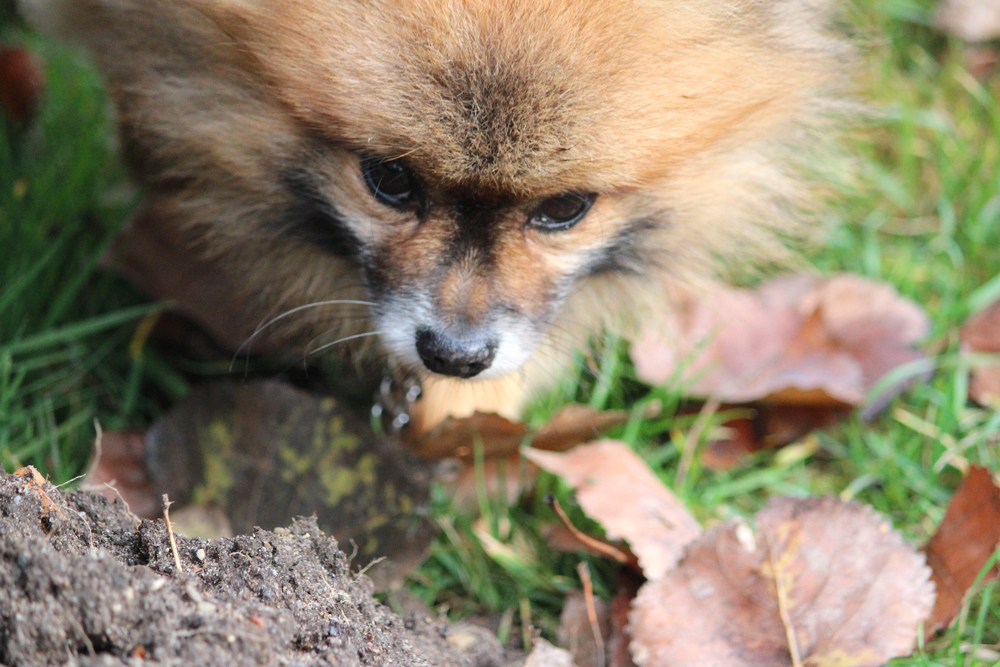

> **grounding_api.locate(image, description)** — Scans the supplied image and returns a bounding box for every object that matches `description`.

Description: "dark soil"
[0,468,515,666]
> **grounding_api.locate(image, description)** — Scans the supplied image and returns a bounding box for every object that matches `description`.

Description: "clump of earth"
[0,468,517,666]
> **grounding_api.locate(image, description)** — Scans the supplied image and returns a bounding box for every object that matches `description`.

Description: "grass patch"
[1,0,997,662]
[0,22,187,478]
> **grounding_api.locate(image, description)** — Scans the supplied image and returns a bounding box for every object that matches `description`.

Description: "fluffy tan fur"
[24,0,849,427]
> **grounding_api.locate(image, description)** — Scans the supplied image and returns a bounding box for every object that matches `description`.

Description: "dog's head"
[33,0,845,380]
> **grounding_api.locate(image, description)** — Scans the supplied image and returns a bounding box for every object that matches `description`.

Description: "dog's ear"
[20,0,295,193]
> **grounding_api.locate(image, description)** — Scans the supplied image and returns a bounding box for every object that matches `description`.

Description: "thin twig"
[546,495,631,565]
[100,481,133,516]
[54,473,86,489]
[356,556,385,577]
[577,561,606,667]
[162,494,183,573]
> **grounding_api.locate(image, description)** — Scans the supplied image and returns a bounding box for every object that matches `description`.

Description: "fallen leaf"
[923,466,1000,633]
[700,415,761,470]
[701,404,848,471]
[82,430,158,518]
[632,274,929,411]
[523,441,701,579]
[629,496,935,667]
[936,0,1000,42]
[0,47,44,123]
[407,411,529,460]
[525,638,576,667]
[608,571,642,667]
[532,405,634,453]
[408,404,630,461]
[960,300,1000,408]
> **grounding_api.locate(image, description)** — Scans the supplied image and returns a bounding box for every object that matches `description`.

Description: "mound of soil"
[0,468,514,666]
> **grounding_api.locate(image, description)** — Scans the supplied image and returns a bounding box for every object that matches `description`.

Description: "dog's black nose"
[415,328,497,378]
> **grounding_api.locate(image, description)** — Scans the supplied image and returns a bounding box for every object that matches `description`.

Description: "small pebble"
[195,548,206,562]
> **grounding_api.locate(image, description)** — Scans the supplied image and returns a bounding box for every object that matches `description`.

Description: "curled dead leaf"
[629,496,934,667]
[523,441,701,579]
[407,411,529,460]
[960,300,1000,408]
[923,466,1000,633]
[632,274,929,411]
[407,404,631,461]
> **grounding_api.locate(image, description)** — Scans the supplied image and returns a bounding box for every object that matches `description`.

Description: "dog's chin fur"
[24,0,850,427]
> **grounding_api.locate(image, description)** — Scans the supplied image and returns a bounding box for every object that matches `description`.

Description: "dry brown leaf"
[82,430,158,518]
[608,571,642,667]
[936,0,1000,41]
[961,300,1000,408]
[629,496,934,667]
[632,274,929,410]
[701,404,848,471]
[532,405,634,453]
[523,441,701,579]
[408,404,630,461]
[923,466,1000,633]
[407,411,529,460]
[0,47,44,123]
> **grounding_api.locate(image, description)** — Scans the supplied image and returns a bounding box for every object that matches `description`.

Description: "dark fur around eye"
[583,215,665,276]
[529,193,596,231]
[361,156,419,210]
[276,170,363,261]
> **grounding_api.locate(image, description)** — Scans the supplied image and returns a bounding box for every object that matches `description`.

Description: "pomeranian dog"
[24,0,847,429]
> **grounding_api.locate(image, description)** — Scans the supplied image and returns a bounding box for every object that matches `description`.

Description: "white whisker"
[307,330,385,356]
[230,299,375,371]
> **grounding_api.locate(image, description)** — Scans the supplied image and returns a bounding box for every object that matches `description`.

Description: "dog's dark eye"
[362,157,416,209]
[530,193,596,231]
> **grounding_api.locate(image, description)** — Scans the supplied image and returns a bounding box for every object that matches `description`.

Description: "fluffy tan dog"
[25,0,847,428]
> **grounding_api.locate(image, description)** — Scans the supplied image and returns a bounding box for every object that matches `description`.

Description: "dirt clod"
[0,469,512,666]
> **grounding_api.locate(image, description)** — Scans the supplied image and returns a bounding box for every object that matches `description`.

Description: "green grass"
[0,20,188,479]
[2,0,998,663]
